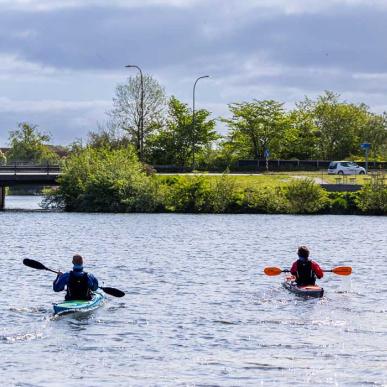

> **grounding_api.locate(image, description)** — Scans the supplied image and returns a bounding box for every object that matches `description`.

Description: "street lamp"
[192,75,209,169]
[125,64,144,160]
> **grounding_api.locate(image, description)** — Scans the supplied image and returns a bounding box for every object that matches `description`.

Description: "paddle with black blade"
[264,266,352,276]
[23,258,125,297]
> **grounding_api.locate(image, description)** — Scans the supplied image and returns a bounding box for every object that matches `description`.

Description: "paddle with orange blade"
[264,267,289,276]
[323,266,352,275]
[264,266,352,276]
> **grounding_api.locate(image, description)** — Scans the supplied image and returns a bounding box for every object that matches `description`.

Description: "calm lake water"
[1,196,386,386]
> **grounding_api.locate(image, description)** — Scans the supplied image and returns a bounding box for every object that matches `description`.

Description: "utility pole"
[125,64,144,160]
[192,75,209,169]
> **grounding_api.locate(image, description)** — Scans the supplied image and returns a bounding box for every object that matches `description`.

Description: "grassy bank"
[157,172,373,188]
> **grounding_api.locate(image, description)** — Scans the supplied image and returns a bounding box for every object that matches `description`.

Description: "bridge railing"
[0,163,61,175]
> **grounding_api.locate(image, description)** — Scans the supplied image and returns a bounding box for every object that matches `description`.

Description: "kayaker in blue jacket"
[53,254,99,300]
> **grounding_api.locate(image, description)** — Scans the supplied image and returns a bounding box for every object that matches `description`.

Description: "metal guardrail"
[0,164,60,175]
[237,159,387,171]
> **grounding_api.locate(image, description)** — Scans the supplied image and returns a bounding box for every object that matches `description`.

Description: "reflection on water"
[5,195,44,210]
[0,196,386,386]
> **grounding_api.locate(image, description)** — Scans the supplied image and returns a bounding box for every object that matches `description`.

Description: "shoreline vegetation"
[42,146,387,215]
[2,89,386,213]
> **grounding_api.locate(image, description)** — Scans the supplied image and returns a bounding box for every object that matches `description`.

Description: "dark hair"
[72,254,83,265]
[298,246,310,259]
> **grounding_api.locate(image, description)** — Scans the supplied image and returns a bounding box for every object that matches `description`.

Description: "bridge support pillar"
[0,186,5,210]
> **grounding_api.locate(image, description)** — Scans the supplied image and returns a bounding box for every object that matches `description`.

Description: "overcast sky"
[0,0,386,146]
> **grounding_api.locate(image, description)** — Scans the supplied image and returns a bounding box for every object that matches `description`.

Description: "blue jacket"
[53,266,98,293]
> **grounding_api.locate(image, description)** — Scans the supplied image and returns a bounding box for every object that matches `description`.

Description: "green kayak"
[53,292,105,315]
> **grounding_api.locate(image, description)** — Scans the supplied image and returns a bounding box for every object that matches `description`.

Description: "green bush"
[207,174,237,213]
[43,145,160,212]
[240,186,289,213]
[356,176,387,215]
[160,174,238,213]
[162,176,212,212]
[329,195,349,213]
[43,150,385,216]
[284,178,328,214]
[327,192,360,214]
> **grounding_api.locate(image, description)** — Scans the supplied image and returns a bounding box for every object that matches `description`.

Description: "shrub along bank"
[43,146,386,215]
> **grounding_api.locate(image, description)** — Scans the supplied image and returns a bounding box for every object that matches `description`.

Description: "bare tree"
[109,74,166,160]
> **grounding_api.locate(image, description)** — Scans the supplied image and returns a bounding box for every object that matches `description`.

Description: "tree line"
[2,74,386,166]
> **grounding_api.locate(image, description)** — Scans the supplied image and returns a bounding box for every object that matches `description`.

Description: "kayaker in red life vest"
[53,254,98,300]
[290,246,323,286]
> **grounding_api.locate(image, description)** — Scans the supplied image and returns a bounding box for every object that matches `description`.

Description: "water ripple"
[0,197,386,386]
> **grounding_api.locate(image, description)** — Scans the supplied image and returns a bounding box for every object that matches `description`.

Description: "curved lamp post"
[192,75,209,169]
[125,64,144,160]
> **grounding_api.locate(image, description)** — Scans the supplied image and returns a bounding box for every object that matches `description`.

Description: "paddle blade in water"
[23,259,47,270]
[100,286,125,297]
[331,266,352,275]
[264,267,283,276]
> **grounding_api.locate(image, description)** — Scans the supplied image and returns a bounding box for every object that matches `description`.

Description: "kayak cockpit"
[53,291,105,315]
[282,275,324,298]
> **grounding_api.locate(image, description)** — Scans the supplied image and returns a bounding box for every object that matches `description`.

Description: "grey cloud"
[0,2,386,74]
[0,6,211,71]
[0,1,386,145]
[0,102,109,145]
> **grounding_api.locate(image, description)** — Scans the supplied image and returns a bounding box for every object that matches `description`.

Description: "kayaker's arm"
[290,261,297,276]
[53,272,69,292]
[87,274,99,291]
[312,261,324,279]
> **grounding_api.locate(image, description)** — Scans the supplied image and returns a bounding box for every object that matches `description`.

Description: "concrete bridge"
[0,165,60,209]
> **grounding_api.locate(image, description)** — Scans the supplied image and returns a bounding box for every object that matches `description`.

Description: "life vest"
[295,259,316,286]
[65,271,92,301]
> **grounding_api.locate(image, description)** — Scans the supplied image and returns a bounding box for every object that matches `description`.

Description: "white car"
[328,161,366,175]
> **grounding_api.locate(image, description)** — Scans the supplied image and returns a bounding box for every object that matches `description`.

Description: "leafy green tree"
[194,142,230,170]
[299,91,370,160]
[283,107,320,159]
[148,96,218,166]
[87,124,131,150]
[222,100,288,159]
[7,122,59,163]
[212,141,239,167]
[361,112,387,160]
[109,74,166,160]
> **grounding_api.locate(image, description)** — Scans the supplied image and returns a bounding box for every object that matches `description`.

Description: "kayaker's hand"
[57,271,63,277]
